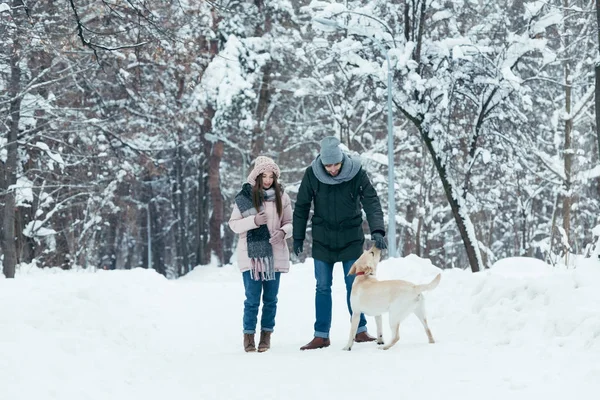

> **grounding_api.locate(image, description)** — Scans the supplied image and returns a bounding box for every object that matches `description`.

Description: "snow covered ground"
[2,255,600,400]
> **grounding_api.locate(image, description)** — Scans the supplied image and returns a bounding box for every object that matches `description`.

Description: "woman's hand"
[254,211,268,226]
[269,230,285,245]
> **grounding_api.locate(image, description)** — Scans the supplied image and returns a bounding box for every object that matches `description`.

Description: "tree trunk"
[1,3,23,278]
[208,140,225,265]
[415,213,423,258]
[421,127,482,272]
[195,10,221,267]
[174,135,190,275]
[251,63,272,158]
[173,73,190,276]
[596,0,600,160]
[140,176,152,270]
[251,4,273,158]
[562,0,573,263]
[547,192,560,265]
[196,158,210,266]
[150,192,167,276]
[197,106,215,266]
[402,202,416,256]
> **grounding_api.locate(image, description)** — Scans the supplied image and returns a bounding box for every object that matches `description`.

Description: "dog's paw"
[342,346,352,351]
[377,340,385,345]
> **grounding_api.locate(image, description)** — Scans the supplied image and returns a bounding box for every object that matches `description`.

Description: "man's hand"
[372,232,387,250]
[254,210,268,226]
[269,230,285,245]
[293,239,304,256]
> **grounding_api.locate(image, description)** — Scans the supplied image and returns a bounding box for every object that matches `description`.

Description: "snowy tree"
[309,0,565,272]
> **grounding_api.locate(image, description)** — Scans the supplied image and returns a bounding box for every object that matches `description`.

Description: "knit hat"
[247,156,281,186]
[319,136,343,165]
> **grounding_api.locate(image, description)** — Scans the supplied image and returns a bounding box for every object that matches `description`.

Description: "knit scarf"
[311,152,362,184]
[234,183,276,281]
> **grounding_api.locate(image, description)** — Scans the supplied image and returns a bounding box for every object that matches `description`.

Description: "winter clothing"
[229,186,293,276]
[312,152,362,185]
[354,332,377,342]
[233,184,276,280]
[313,258,367,338]
[372,232,387,250]
[293,145,386,345]
[269,229,285,245]
[258,331,272,352]
[247,156,281,186]
[242,270,281,334]
[319,136,344,165]
[293,239,303,257]
[300,333,373,351]
[293,160,385,263]
[229,157,292,343]
[254,210,268,226]
[244,333,256,352]
[300,337,331,350]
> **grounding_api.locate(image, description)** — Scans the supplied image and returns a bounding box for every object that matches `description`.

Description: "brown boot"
[300,337,330,350]
[355,331,377,343]
[244,333,256,352]
[258,331,271,352]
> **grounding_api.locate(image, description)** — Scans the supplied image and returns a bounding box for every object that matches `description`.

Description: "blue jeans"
[313,259,367,338]
[242,271,281,334]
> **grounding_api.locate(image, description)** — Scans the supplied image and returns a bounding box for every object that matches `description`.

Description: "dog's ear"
[348,263,357,275]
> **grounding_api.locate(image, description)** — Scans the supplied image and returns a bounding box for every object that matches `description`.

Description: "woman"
[228,156,292,352]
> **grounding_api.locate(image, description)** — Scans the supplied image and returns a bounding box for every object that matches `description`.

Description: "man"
[293,136,387,350]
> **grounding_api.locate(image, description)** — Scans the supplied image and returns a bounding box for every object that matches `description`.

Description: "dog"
[343,246,441,351]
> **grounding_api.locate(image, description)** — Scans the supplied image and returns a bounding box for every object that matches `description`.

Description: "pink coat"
[228,192,293,273]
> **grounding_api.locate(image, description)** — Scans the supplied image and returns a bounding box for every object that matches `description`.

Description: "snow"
[193,35,258,109]
[432,10,452,22]
[9,176,34,206]
[2,255,600,399]
[0,3,9,13]
[489,256,554,278]
[22,220,57,238]
[33,141,66,171]
[0,137,5,162]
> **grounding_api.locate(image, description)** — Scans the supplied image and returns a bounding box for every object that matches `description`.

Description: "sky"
[1,254,600,400]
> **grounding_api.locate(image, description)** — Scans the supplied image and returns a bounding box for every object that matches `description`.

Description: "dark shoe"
[300,337,330,350]
[258,331,271,353]
[355,331,377,343]
[244,333,256,352]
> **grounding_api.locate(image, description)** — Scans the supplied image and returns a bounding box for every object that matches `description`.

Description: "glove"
[293,239,304,256]
[372,232,387,250]
[254,210,268,226]
[269,230,285,245]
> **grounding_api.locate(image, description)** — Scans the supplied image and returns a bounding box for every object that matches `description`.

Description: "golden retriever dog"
[343,246,441,351]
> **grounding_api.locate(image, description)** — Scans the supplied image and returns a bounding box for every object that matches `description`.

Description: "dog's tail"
[416,273,441,293]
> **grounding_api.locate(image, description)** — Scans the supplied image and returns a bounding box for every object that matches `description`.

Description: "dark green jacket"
[293,165,385,263]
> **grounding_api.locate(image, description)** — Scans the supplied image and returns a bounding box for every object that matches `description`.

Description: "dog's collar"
[355,272,366,276]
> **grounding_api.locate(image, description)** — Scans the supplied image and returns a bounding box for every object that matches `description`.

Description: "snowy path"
[2,257,599,400]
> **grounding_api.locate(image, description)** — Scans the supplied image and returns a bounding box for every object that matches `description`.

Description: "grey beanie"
[319,136,343,165]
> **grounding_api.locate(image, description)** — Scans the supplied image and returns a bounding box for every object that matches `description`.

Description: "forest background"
[2,0,600,279]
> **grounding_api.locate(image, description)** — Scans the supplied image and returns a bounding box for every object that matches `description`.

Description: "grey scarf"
[311,152,362,184]
[234,183,276,281]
